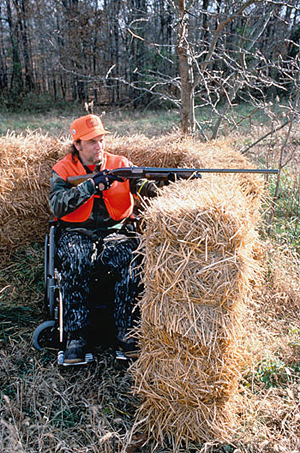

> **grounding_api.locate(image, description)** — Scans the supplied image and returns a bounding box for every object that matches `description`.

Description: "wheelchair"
[32,220,137,366]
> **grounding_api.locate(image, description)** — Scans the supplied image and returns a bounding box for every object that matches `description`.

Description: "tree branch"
[240,119,290,154]
[193,0,258,90]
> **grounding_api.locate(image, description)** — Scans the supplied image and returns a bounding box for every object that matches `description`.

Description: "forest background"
[0,1,300,452]
[0,0,299,134]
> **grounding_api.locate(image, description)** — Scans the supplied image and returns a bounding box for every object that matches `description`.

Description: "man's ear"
[73,140,81,152]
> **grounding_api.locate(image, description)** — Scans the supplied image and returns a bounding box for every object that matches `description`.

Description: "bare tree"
[121,1,300,137]
[5,0,23,96]
[0,0,300,134]
[176,0,195,133]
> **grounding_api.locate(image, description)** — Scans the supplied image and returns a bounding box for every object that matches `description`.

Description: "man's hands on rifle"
[92,171,124,192]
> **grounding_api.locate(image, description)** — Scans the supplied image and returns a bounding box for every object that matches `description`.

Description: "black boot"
[117,330,139,359]
[64,330,87,364]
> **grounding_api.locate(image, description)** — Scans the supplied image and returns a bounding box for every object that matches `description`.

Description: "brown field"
[0,117,299,453]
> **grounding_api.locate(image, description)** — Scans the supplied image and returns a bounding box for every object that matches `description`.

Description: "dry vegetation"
[0,126,299,453]
[131,173,263,447]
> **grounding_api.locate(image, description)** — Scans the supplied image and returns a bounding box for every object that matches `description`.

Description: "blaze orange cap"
[70,114,110,141]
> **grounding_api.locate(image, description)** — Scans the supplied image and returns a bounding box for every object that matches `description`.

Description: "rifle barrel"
[189,168,278,174]
[66,166,278,186]
[123,166,278,174]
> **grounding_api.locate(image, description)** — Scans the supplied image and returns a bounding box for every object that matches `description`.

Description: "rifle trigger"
[168,172,176,182]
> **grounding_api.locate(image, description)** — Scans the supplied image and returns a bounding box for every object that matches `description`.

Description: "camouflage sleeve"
[49,170,95,218]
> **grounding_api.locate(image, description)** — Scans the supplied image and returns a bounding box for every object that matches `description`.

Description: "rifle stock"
[66,166,278,186]
[67,173,99,186]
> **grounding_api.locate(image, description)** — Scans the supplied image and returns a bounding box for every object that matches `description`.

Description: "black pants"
[56,230,142,343]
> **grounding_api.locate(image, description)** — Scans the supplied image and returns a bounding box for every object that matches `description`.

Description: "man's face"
[75,135,105,166]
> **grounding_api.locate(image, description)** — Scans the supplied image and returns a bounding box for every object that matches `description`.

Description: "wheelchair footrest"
[58,350,94,366]
[115,350,130,361]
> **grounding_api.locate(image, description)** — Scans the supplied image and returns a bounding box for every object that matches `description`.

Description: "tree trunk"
[19,0,34,91]
[5,0,23,94]
[177,0,195,133]
[0,3,8,92]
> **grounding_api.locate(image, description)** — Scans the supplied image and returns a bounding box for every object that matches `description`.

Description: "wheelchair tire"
[32,320,59,351]
[44,233,49,288]
[46,277,56,319]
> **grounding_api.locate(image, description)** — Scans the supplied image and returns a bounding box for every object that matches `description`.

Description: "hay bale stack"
[0,131,66,262]
[130,176,262,447]
[1,129,265,444]
[1,131,265,265]
[108,133,250,168]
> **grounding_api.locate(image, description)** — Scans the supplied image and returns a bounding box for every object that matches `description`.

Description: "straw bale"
[130,176,262,447]
[132,321,242,445]
[107,133,265,215]
[0,131,67,263]
[107,133,254,169]
[141,178,260,333]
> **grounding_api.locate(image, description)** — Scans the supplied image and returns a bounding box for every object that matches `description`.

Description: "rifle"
[67,166,278,186]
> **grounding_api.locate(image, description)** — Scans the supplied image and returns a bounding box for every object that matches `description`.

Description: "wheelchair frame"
[32,223,92,365]
[32,223,129,366]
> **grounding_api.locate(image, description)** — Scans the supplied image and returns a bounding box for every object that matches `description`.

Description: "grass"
[0,108,182,138]
[0,341,138,452]
[0,101,280,139]
[268,171,300,251]
[0,109,300,452]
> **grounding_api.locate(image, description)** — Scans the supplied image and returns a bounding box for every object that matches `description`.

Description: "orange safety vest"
[52,152,134,222]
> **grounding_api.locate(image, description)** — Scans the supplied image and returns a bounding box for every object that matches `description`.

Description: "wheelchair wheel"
[32,320,59,351]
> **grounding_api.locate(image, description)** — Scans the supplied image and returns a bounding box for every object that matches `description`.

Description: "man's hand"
[92,172,124,191]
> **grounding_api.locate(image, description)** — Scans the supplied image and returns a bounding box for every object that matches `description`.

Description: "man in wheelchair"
[48,114,159,364]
